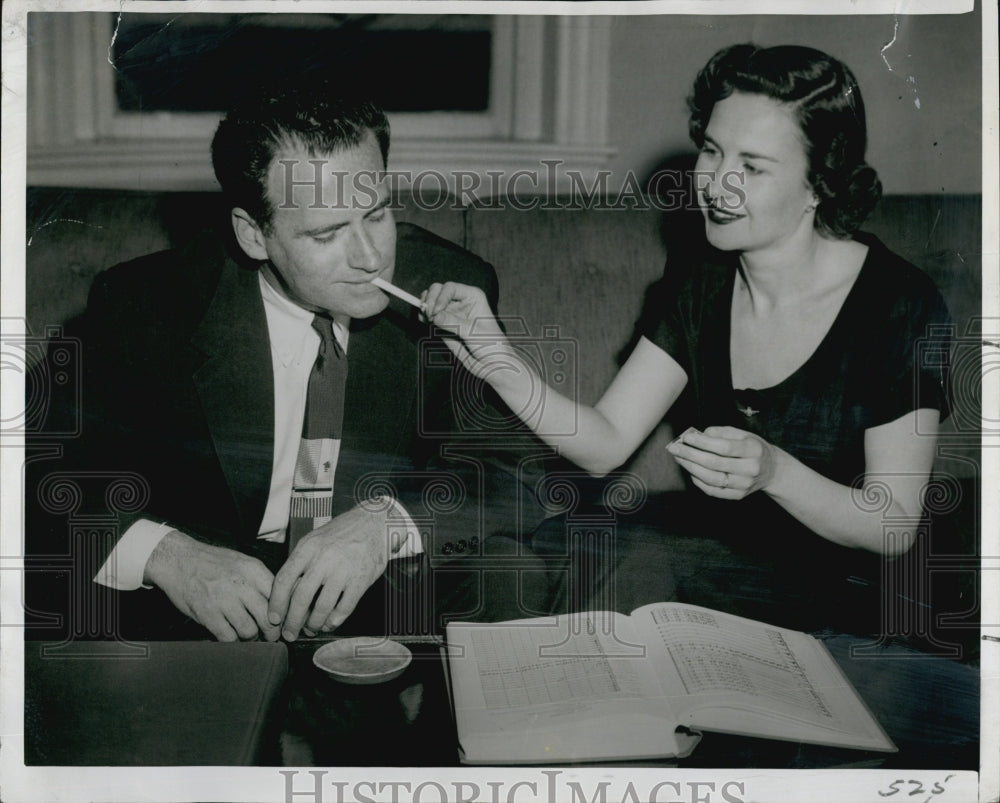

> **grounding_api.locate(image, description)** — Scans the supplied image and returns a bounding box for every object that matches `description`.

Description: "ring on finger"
[721,472,730,489]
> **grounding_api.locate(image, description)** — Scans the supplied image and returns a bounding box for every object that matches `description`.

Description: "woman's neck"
[738,230,844,312]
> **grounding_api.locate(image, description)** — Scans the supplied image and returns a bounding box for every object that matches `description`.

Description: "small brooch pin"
[737,404,759,417]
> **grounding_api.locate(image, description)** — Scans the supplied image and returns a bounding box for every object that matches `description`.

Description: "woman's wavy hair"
[212,76,390,232]
[688,44,882,239]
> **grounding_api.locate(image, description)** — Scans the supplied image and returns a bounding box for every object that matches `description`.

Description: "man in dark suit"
[27,81,547,642]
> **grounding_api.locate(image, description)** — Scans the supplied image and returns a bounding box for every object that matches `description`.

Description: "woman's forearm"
[484,346,641,475]
[483,336,687,476]
[765,448,924,556]
[671,413,939,557]
[424,282,687,476]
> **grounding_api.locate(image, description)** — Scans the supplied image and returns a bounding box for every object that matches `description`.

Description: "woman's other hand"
[667,425,779,499]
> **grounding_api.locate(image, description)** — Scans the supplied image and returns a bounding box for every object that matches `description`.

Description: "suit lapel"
[185,241,427,528]
[191,263,274,536]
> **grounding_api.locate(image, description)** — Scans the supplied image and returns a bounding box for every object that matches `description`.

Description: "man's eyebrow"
[296,196,390,237]
[298,219,350,237]
[365,195,391,214]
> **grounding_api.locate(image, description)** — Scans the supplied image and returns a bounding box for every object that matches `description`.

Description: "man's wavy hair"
[688,44,882,239]
[212,77,390,232]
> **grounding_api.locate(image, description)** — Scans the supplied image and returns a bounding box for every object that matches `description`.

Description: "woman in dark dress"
[421,44,952,632]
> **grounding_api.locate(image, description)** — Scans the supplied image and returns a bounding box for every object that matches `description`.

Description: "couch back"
[23,188,982,489]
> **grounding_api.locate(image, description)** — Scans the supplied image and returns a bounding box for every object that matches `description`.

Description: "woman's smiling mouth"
[706,206,746,224]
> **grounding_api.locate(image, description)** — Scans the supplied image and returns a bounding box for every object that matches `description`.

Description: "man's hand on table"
[268,504,396,641]
[144,530,282,642]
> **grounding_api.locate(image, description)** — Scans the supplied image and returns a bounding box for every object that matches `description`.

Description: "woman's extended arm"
[667,409,940,555]
[423,281,688,476]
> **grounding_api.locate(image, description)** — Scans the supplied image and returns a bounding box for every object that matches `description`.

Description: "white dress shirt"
[95,272,422,589]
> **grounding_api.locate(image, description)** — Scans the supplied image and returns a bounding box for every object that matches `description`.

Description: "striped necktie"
[288,314,347,549]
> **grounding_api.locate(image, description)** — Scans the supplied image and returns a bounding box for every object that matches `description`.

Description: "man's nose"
[346,223,381,273]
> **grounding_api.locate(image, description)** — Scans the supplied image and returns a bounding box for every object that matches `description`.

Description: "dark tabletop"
[275,632,980,769]
[280,637,460,767]
[23,632,980,769]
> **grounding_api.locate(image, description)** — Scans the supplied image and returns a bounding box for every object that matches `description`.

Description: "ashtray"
[312,637,412,685]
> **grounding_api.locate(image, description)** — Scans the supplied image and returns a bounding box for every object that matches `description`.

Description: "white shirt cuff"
[93,519,173,590]
[382,496,424,559]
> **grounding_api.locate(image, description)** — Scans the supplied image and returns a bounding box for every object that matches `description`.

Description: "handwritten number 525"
[878,776,955,800]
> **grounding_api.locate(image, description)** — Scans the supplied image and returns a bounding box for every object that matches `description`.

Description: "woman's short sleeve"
[640,264,725,378]
[644,297,691,375]
[866,268,953,427]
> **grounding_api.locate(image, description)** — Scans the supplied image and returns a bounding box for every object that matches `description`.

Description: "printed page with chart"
[630,602,895,752]
[445,603,895,765]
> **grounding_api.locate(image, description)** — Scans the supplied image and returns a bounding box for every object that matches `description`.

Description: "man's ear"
[231,208,269,262]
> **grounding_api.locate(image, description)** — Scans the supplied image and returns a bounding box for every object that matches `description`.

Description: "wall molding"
[27,13,616,193]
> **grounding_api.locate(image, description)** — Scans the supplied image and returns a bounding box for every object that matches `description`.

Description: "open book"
[444,602,895,764]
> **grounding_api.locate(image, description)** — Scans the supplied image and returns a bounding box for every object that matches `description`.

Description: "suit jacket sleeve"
[25,237,261,597]
[27,266,161,570]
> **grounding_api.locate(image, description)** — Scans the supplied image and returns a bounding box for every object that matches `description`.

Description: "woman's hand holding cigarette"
[422,281,514,382]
